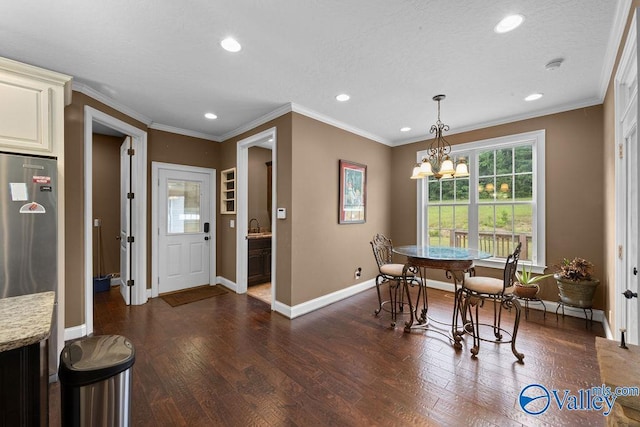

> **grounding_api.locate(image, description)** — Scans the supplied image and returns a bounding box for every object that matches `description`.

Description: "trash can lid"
[58,335,135,386]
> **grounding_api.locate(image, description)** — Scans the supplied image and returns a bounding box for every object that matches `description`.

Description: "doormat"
[160,285,228,307]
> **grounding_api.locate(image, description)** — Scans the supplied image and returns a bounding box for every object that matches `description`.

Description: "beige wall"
[603,2,640,332]
[248,147,272,232]
[391,106,605,307]
[92,134,123,277]
[289,113,392,305]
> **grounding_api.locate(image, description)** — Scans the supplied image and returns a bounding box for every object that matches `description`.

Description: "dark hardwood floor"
[50,284,606,426]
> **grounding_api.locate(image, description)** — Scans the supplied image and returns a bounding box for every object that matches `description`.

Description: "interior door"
[626,126,639,343]
[158,168,211,293]
[119,137,131,305]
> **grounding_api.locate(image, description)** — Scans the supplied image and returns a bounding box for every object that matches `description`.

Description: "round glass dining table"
[392,245,491,341]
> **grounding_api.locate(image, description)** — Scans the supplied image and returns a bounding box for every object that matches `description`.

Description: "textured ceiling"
[0,1,628,145]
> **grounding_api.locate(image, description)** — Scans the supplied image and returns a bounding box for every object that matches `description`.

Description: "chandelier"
[410,94,469,180]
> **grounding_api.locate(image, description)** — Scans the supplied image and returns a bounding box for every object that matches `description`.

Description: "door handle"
[623,289,638,299]
[204,236,209,241]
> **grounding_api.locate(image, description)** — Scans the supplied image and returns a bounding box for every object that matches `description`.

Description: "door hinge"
[126,279,134,287]
[127,192,134,199]
[127,236,135,243]
[619,143,624,159]
[619,245,624,260]
[127,148,135,156]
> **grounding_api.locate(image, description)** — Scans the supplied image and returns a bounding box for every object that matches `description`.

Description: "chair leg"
[374,275,384,315]
[467,295,481,357]
[494,299,503,341]
[388,279,397,327]
[509,298,525,362]
[452,287,464,347]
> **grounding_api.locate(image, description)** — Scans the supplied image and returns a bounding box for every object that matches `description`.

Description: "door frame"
[84,106,148,335]
[151,162,217,297]
[615,9,639,344]
[236,127,277,308]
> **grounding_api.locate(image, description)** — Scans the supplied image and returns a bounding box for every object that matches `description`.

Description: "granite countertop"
[0,291,55,353]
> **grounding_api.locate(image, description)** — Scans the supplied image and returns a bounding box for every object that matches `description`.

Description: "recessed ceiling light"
[220,37,242,53]
[400,127,411,132]
[336,94,350,102]
[494,14,524,33]
[524,93,543,101]
[204,113,218,119]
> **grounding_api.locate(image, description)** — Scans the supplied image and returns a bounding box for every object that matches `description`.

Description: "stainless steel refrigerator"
[0,152,57,375]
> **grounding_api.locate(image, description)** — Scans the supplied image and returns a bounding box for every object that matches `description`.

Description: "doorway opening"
[84,106,148,336]
[236,128,277,309]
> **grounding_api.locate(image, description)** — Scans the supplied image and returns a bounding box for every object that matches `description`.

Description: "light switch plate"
[230,219,235,228]
[277,208,286,219]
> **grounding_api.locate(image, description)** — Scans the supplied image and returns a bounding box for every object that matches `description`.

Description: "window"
[418,130,545,270]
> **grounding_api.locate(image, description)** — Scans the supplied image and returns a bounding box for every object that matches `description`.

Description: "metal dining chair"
[370,233,418,327]
[456,242,524,362]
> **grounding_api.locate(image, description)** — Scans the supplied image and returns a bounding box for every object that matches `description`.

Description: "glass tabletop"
[393,245,492,261]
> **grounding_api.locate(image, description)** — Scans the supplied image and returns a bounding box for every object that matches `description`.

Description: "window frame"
[416,129,546,272]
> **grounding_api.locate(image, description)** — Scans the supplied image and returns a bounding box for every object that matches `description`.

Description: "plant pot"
[554,274,599,308]
[514,283,539,299]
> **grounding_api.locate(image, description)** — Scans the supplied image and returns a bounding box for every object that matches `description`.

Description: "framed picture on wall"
[339,159,366,224]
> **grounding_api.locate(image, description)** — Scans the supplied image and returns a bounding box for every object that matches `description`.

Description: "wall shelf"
[221,167,236,214]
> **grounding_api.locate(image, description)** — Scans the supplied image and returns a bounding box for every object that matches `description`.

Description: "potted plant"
[514,264,553,298]
[554,257,600,308]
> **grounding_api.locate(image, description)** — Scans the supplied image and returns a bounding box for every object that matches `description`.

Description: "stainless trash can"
[58,335,135,427]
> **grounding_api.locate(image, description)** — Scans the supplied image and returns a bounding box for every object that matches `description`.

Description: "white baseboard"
[217,276,237,292]
[424,278,606,324]
[64,324,86,342]
[288,278,376,319]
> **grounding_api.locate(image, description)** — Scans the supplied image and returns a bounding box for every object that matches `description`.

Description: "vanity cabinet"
[0,56,71,157]
[248,237,271,286]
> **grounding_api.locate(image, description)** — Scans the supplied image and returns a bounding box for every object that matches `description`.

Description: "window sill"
[474,258,549,274]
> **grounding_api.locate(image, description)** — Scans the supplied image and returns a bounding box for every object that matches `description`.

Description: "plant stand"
[517,296,546,320]
[555,300,593,328]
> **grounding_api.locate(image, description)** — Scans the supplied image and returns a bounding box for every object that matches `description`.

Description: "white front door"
[119,137,132,305]
[158,167,213,294]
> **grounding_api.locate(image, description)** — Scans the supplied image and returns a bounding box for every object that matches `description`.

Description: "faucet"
[248,218,260,233]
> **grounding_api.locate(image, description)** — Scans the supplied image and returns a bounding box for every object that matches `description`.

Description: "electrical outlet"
[354,267,362,279]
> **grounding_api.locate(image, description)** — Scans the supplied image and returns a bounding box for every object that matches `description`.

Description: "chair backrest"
[370,233,393,271]
[502,242,522,291]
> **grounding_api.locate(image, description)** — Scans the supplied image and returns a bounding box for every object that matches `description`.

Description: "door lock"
[634,267,638,276]
[204,236,209,241]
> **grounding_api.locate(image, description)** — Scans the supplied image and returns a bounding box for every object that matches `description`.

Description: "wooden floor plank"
[49,282,607,426]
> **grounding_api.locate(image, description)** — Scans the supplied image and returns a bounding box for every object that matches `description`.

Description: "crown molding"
[598,0,633,101]
[393,97,602,147]
[73,81,152,126]
[219,103,293,142]
[74,81,220,141]
[220,102,392,146]
[148,123,219,142]
[290,103,391,146]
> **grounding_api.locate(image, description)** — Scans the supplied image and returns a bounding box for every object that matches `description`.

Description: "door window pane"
[167,180,201,233]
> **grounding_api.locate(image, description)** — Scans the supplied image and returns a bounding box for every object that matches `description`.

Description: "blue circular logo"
[519,384,551,415]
